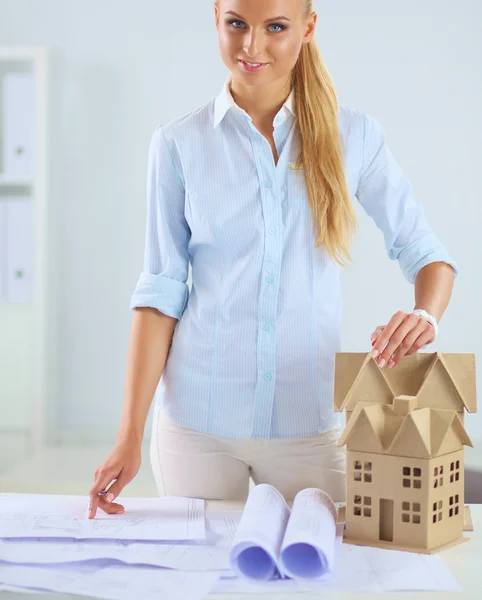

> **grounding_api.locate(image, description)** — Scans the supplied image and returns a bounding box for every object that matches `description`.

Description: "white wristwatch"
[412,308,438,348]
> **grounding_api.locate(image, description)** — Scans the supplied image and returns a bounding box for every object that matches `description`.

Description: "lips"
[238,59,267,65]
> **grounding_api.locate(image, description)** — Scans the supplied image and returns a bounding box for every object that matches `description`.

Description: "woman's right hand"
[88,439,142,519]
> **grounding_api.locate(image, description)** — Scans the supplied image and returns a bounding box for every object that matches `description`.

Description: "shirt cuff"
[129,272,189,319]
[403,250,459,285]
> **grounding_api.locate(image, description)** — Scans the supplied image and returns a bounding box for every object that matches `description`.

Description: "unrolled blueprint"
[0,494,204,541]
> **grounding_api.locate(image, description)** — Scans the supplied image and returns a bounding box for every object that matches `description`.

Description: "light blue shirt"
[130,77,458,439]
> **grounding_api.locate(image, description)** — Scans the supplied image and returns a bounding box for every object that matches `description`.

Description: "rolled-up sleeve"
[129,126,191,319]
[355,113,459,284]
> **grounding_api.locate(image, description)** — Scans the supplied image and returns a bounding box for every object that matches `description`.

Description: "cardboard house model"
[334,352,477,554]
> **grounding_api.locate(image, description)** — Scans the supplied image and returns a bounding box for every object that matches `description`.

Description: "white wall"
[0,0,480,445]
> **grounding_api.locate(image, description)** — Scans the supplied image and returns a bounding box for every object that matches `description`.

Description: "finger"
[404,326,436,357]
[97,498,125,515]
[88,471,117,519]
[370,326,383,340]
[378,314,421,367]
[370,326,384,344]
[99,473,130,506]
[370,312,406,360]
[388,320,428,367]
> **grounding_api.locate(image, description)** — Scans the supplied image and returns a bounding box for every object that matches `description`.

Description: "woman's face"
[215,0,316,86]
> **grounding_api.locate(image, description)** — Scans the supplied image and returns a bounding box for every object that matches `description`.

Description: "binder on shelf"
[6,197,35,303]
[2,73,35,178]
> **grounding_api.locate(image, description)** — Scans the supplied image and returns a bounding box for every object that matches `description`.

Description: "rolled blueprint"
[280,488,337,580]
[229,484,289,580]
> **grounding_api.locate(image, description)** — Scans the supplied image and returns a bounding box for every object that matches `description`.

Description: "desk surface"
[0,502,480,600]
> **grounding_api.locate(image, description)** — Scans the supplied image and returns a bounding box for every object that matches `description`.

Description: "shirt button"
[264,180,273,188]
[264,323,272,331]
[268,227,276,235]
[266,275,274,283]
[264,373,272,381]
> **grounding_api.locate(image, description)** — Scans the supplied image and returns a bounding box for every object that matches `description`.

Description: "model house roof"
[337,396,473,458]
[334,352,477,414]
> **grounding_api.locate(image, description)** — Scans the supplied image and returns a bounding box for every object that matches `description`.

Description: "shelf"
[0,46,48,452]
[0,174,33,187]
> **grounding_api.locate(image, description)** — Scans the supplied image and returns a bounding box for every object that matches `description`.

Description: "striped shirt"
[129,77,458,439]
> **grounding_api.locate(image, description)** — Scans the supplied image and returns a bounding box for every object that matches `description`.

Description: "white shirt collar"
[214,76,295,129]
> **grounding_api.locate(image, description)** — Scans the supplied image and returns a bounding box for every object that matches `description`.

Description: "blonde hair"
[293,0,357,266]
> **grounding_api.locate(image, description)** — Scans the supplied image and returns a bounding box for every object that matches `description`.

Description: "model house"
[334,352,477,553]
[334,352,476,425]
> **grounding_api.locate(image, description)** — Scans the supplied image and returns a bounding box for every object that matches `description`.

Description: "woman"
[88,0,457,518]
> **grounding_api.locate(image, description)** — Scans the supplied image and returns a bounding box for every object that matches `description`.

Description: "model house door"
[379,499,394,542]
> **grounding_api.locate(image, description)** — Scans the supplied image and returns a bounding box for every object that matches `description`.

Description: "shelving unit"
[0,47,49,468]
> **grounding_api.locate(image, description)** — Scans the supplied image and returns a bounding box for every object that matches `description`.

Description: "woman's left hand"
[369,310,436,368]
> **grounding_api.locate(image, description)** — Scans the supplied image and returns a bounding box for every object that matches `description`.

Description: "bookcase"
[0,47,49,469]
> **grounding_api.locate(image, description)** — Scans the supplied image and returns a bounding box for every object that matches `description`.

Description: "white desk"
[0,502,480,599]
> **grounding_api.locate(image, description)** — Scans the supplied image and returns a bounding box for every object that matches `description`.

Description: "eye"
[227,19,245,29]
[268,23,287,33]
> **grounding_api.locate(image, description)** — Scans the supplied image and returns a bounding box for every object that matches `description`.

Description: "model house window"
[353,460,372,483]
[449,495,460,517]
[402,466,422,489]
[450,460,460,484]
[402,501,421,524]
[353,495,371,517]
[432,500,443,523]
[433,465,444,488]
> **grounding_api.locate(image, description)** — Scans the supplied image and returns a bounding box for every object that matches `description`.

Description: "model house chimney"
[393,395,418,415]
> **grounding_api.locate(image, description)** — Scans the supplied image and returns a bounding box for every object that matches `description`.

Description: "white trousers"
[149,405,347,502]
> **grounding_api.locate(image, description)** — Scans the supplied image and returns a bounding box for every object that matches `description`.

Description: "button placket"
[247,124,283,438]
